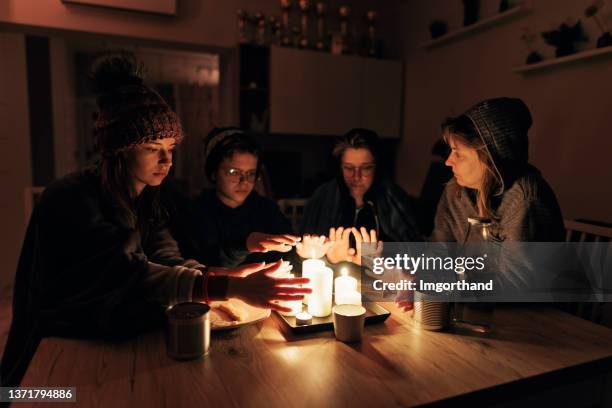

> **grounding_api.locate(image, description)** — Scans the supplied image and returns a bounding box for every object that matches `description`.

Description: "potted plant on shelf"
[584,0,612,48]
[541,19,588,58]
[521,28,543,64]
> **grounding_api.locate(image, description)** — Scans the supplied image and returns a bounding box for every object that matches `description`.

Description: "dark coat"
[168,188,294,268]
[1,169,189,387]
[301,177,422,242]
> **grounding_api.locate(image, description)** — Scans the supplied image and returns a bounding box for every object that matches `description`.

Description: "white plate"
[209,299,271,331]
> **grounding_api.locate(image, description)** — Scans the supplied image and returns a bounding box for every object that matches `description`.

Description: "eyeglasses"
[222,168,258,183]
[341,163,376,176]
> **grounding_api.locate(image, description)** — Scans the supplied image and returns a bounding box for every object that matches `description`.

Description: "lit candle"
[295,311,313,325]
[279,273,304,316]
[302,258,325,305]
[307,266,333,317]
[334,268,359,305]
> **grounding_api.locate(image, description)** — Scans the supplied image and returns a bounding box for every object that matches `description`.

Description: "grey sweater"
[432,167,565,243]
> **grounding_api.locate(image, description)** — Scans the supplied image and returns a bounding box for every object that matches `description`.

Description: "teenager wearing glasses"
[170,127,298,267]
[300,128,421,265]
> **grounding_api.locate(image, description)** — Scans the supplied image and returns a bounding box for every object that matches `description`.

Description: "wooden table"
[19,304,612,407]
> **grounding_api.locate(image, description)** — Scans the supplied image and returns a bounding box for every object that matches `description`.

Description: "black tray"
[276,303,391,334]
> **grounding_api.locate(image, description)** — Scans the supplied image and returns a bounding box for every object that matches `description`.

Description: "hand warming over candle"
[226,260,311,312]
[326,227,381,266]
[207,262,278,277]
[296,234,335,259]
[246,232,300,253]
[351,227,383,266]
[326,227,353,264]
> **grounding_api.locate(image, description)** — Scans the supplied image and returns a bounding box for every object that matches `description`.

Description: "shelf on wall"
[422,5,532,49]
[512,46,612,73]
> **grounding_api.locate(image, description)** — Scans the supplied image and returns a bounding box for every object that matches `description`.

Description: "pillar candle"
[307,266,333,317]
[302,258,325,305]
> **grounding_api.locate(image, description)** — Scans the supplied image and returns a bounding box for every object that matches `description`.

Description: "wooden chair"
[564,220,612,327]
[277,198,307,233]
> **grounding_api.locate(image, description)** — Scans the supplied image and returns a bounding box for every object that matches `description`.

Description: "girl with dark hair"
[300,128,421,264]
[172,127,298,267]
[1,54,309,387]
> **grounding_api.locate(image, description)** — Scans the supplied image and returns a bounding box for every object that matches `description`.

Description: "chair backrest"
[564,220,612,243]
[563,219,612,326]
[277,198,307,233]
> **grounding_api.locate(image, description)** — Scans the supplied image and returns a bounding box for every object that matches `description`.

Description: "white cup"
[332,304,366,342]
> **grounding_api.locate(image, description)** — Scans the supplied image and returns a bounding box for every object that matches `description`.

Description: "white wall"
[0,32,31,292]
[395,0,612,223]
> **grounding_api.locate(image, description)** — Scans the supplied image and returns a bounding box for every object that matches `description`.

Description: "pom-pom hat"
[90,53,183,156]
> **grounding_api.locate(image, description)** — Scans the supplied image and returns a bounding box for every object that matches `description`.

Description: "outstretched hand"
[246,232,300,253]
[296,234,335,259]
[226,260,311,312]
[326,227,382,266]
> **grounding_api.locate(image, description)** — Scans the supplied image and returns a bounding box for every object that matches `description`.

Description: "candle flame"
[341,268,348,277]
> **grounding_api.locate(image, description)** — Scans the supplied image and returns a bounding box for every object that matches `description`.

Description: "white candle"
[302,258,325,306]
[279,273,304,316]
[307,267,333,317]
[295,311,312,325]
[334,269,359,305]
[337,290,362,306]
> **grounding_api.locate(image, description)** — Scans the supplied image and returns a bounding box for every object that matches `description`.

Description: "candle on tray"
[302,258,325,306]
[334,268,361,305]
[307,266,333,317]
[295,311,313,325]
[339,290,362,306]
[279,273,304,316]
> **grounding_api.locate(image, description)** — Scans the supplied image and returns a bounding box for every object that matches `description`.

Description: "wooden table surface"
[19,304,612,407]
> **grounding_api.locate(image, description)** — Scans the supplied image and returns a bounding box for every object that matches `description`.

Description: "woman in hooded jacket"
[432,97,564,243]
[397,97,566,313]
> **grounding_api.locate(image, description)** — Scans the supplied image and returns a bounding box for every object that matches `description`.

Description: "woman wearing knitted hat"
[397,97,565,312]
[1,54,309,387]
[172,127,298,267]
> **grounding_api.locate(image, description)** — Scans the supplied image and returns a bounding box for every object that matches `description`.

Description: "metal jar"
[166,302,211,360]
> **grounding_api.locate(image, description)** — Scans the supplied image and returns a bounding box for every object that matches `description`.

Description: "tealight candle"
[307,266,333,317]
[334,268,359,305]
[295,311,312,325]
